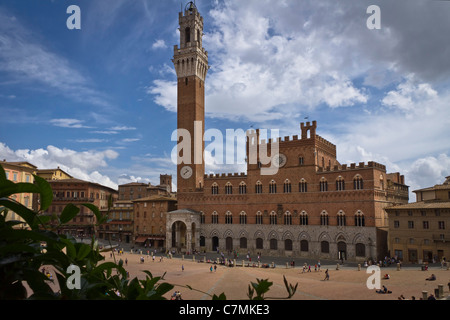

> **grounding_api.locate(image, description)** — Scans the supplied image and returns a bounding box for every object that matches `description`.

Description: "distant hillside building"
[386,176,450,264]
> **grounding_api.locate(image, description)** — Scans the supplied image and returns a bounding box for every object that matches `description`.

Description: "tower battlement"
[246,121,335,149]
[316,161,387,173]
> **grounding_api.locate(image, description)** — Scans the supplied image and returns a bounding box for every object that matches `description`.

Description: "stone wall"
[198,223,379,261]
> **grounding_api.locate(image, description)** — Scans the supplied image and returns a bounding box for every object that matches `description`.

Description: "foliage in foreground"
[0,164,297,300]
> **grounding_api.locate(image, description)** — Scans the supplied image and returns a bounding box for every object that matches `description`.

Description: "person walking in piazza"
[324,269,329,281]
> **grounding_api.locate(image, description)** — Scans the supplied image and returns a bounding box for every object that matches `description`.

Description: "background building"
[102,175,175,246]
[386,176,450,264]
[44,178,118,238]
[134,195,177,250]
[36,167,73,181]
[99,199,134,244]
[1,160,37,226]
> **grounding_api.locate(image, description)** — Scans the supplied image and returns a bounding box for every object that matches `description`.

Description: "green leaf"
[0,243,37,256]
[61,238,76,259]
[60,203,79,224]
[0,198,37,228]
[0,164,6,181]
[92,262,127,278]
[0,180,37,199]
[0,228,59,245]
[212,292,227,300]
[82,203,106,225]
[155,282,174,298]
[75,243,92,261]
[33,175,53,211]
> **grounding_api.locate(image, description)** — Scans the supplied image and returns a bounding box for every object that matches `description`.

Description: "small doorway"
[226,237,233,251]
[423,250,433,263]
[212,236,219,252]
[338,241,347,261]
[408,249,418,263]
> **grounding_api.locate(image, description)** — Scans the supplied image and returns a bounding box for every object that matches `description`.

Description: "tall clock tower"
[173,2,208,192]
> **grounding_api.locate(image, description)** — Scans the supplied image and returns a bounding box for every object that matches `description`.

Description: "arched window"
[336,176,345,191]
[270,211,277,225]
[283,179,292,193]
[240,237,247,249]
[354,175,363,190]
[270,238,278,250]
[185,27,191,43]
[211,211,218,224]
[319,178,328,192]
[269,180,277,193]
[320,211,329,226]
[239,181,247,194]
[211,183,219,195]
[225,182,233,195]
[300,240,309,252]
[337,210,346,226]
[355,243,365,257]
[284,211,292,225]
[256,211,263,224]
[300,211,308,225]
[321,241,330,253]
[299,156,304,165]
[256,238,264,249]
[200,211,205,224]
[285,239,293,251]
[299,179,307,192]
[255,181,263,194]
[355,210,365,226]
[239,211,247,225]
[225,211,233,224]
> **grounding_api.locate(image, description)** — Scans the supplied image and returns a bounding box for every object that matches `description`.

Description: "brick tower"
[173,1,209,193]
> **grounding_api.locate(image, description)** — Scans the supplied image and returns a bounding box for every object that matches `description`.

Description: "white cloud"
[147,79,177,112]
[50,118,92,129]
[152,39,167,50]
[120,138,140,143]
[74,139,107,143]
[0,142,119,189]
[117,174,151,186]
[382,74,438,114]
[91,130,119,135]
[149,0,371,123]
[109,126,137,131]
[403,154,450,201]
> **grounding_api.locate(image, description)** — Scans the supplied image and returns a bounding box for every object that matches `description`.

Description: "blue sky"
[1,0,450,200]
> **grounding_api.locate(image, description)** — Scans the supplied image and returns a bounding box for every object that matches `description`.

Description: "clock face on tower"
[272,153,287,168]
[180,166,193,179]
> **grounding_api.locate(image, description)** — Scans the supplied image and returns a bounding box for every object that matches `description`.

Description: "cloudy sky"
[0,0,449,200]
